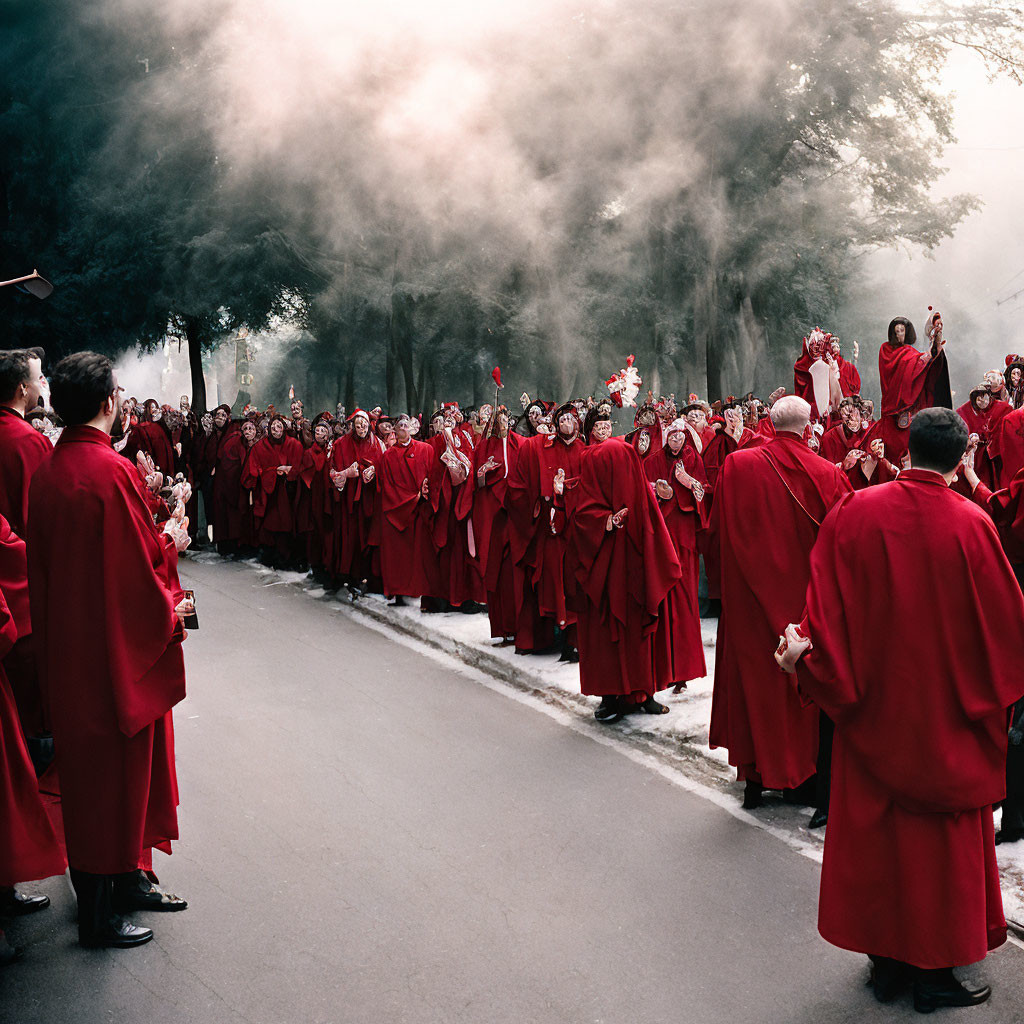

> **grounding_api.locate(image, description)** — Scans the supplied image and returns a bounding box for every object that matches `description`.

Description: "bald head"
[770,395,812,434]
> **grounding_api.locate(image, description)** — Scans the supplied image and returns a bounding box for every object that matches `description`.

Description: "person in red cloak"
[778,407,1024,1011]
[0,523,66,964]
[27,352,192,949]
[330,409,383,594]
[1003,357,1024,410]
[242,414,304,569]
[235,418,261,555]
[378,414,439,605]
[684,402,717,452]
[294,415,334,578]
[644,418,708,693]
[0,349,52,538]
[504,404,584,658]
[875,312,951,466]
[0,350,53,747]
[989,397,1024,489]
[709,396,851,810]
[625,400,664,460]
[957,384,1011,491]
[426,409,484,612]
[699,401,764,610]
[819,399,898,491]
[196,405,233,543]
[568,425,682,721]
[793,329,845,424]
[962,440,1024,850]
[123,403,177,478]
[472,406,520,642]
[209,415,248,555]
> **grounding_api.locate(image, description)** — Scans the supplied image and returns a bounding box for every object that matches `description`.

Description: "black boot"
[913,968,991,1013]
[807,807,828,829]
[112,870,188,913]
[594,696,623,723]
[70,869,153,949]
[742,780,763,809]
[866,955,911,1003]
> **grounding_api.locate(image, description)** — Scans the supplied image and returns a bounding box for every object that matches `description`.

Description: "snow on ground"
[185,548,1024,936]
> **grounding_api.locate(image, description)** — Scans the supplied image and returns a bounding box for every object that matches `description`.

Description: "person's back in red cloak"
[709,426,850,791]
[799,464,1024,970]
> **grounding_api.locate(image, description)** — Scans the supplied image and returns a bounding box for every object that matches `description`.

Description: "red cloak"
[378,439,438,598]
[211,427,247,543]
[505,433,583,631]
[0,406,53,537]
[295,441,332,568]
[644,445,708,686]
[569,439,681,698]
[958,398,1011,490]
[329,431,383,583]
[427,432,484,607]
[708,433,851,788]
[877,342,950,462]
[0,585,65,887]
[800,470,1024,967]
[123,419,176,477]
[27,426,185,874]
[700,427,762,600]
[472,433,520,637]
[242,434,304,539]
[990,406,1024,489]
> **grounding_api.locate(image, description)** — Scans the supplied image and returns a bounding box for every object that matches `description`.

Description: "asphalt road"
[3,556,1023,1023]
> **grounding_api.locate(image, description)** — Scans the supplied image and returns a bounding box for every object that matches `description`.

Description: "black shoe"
[808,808,828,829]
[71,869,155,949]
[996,828,1024,845]
[742,780,763,809]
[112,870,188,913]
[594,698,623,723]
[0,889,51,916]
[913,969,991,1013]
[867,956,911,1004]
[388,596,407,607]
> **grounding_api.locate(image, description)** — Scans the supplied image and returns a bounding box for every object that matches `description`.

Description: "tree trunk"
[385,314,398,413]
[344,359,355,417]
[184,316,208,416]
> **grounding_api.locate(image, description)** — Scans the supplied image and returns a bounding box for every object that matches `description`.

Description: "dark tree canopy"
[1,0,1021,411]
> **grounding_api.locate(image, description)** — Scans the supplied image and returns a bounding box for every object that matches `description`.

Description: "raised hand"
[842,449,867,472]
[163,517,191,553]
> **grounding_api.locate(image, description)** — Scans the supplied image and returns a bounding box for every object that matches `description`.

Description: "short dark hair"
[908,407,968,472]
[50,352,115,426]
[0,349,35,403]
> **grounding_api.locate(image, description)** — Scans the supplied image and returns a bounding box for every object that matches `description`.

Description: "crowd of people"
[3,310,1024,1012]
